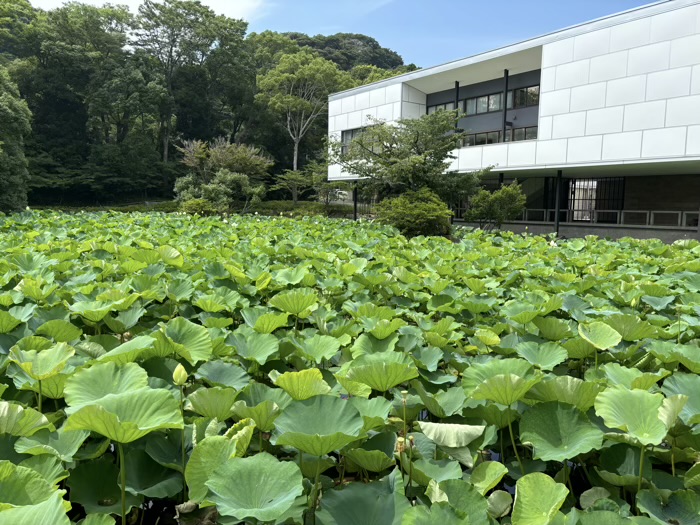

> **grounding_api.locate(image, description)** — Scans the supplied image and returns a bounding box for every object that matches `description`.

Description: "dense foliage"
[467,183,527,229]
[0,1,410,206]
[375,188,453,238]
[2,212,700,524]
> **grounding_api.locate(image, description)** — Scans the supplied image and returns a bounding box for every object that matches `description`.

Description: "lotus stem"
[179,385,187,502]
[637,446,645,495]
[564,461,574,496]
[577,455,594,487]
[308,457,322,522]
[408,436,414,490]
[118,442,127,525]
[507,408,525,476]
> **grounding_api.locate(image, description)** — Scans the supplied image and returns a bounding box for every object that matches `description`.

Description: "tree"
[330,110,483,207]
[133,0,248,162]
[257,51,353,171]
[467,182,527,229]
[272,170,314,204]
[0,66,32,212]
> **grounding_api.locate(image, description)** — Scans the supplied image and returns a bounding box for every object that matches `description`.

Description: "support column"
[501,69,509,142]
[554,170,562,236]
[498,173,504,188]
[454,81,460,114]
[352,183,358,221]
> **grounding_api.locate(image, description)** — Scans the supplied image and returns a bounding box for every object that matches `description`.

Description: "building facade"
[327,0,700,241]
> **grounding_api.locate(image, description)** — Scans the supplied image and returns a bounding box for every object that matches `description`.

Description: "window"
[427,101,456,114]
[488,93,502,112]
[341,128,363,154]
[462,130,502,147]
[465,98,476,115]
[506,85,540,108]
[464,92,503,115]
[504,126,538,142]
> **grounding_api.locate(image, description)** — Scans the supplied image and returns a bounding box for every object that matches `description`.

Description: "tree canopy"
[0,0,414,206]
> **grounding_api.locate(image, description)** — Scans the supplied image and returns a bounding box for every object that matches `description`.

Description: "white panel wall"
[534,2,700,168]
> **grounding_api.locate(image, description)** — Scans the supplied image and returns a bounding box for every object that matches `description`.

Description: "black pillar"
[554,170,562,236]
[498,173,504,188]
[352,183,358,221]
[501,69,509,142]
[454,81,460,113]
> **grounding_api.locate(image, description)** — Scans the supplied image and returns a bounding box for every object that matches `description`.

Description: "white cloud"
[30,0,271,22]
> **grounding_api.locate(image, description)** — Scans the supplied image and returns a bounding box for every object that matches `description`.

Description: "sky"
[31,0,656,66]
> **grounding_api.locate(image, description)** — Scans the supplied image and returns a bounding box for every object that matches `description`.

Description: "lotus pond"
[2,211,700,525]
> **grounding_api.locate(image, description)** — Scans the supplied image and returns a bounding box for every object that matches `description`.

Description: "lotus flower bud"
[396,437,406,454]
[173,364,188,386]
[401,390,408,399]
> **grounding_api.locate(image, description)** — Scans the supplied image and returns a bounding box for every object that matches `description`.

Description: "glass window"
[486,131,500,144]
[428,105,437,114]
[476,96,488,114]
[504,129,512,142]
[488,93,502,112]
[526,86,539,106]
[465,134,476,147]
[475,133,488,145]
[465,98,476,115]
[506,91,513,109]
[525,127,538,140]
[513,128,525,141]
[445,102,455,111]
[514,88,528,108]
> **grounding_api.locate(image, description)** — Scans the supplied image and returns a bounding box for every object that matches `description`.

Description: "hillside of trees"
[0,0,417,208]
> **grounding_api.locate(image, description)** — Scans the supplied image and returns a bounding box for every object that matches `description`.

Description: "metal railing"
[510,209,699,229]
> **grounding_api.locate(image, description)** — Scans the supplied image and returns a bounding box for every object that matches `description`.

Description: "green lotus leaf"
[346,448,396,473]
[335,375,372,398]
[0,491,69,525]
[228,331,279,365]
[649,342,700,374]
[563,337,596,359]
[469,461,508,495]
[9,343,75,380]
[14,425,89,462]
[599,363,670,391]
[186,434,238,503]
[0,310,21,334]
[475,328,500,346]
[0,401,54,437]
[578,322,622,350]
[526,375,604,411]
[685,463,700,489]
[65,389,183,443]
[636,489,700,525]
[418,421,485,448]
[520,402,604,461]
[512,472,568,525]
[502,303,540,325]
[103,306,147,334]
[273,395,365,456]
[316,468,410,525]
[205,452,303,522]
[409,458,463,486]
[437,479,489,525]
[64,362,149,411]
[96,335,155,364]
[349,397,392,431]
[487,490,513,519]
[350,333,399,357]
[413,381,466,418]
[340,352,419,392]
[596,444,652,487]
[401,502,471,525]
[194,360,250,390]
[80,514,116,525]
[155,317,213,365]
[69,301,112,323]
[66,456,141,515]
[186,387,237,421]
[471,373,542,407]
[515,342,568,371]
[579,487,611,509]
[35,320,82,343]
[661,373,700,426]
[603,314,657,342]
[253,312,289,334]
[368,318,407,340]
[125,448,182,499]
[533,317,574,341]
[269,288,318,317]
[594,386,668,446]
[273,368,331,400]
[20,455,69,485]
[295,334,341,364]
[231,383,291,431]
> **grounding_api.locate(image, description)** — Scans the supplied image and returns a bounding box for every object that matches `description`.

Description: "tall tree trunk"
[292,139,299,171]
[162,119,170,163]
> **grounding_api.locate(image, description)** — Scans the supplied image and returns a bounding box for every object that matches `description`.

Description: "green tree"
[467,182,527,229]
[257,51,353,171]
[0,66,32,212]
[331,110,482,207]
[133,0,247,162]
[272,170,314,204]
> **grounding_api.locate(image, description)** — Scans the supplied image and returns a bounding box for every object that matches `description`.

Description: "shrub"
[180,198,219,215]
[467,182,527,229]
[375,188,453,238]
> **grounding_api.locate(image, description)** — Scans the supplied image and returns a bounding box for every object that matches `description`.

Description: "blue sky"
[36,0,655,67]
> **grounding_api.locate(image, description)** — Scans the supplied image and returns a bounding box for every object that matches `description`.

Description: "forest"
[0,0,416,208]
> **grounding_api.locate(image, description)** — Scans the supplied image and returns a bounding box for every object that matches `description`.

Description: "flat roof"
[330,0,699,100]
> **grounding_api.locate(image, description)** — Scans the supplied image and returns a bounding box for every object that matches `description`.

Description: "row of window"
[462,126,538,147]
[427,85,540,116]
[341,128,363,154]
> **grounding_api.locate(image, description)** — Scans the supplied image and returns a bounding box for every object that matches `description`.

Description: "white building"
[327,0,700,241]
